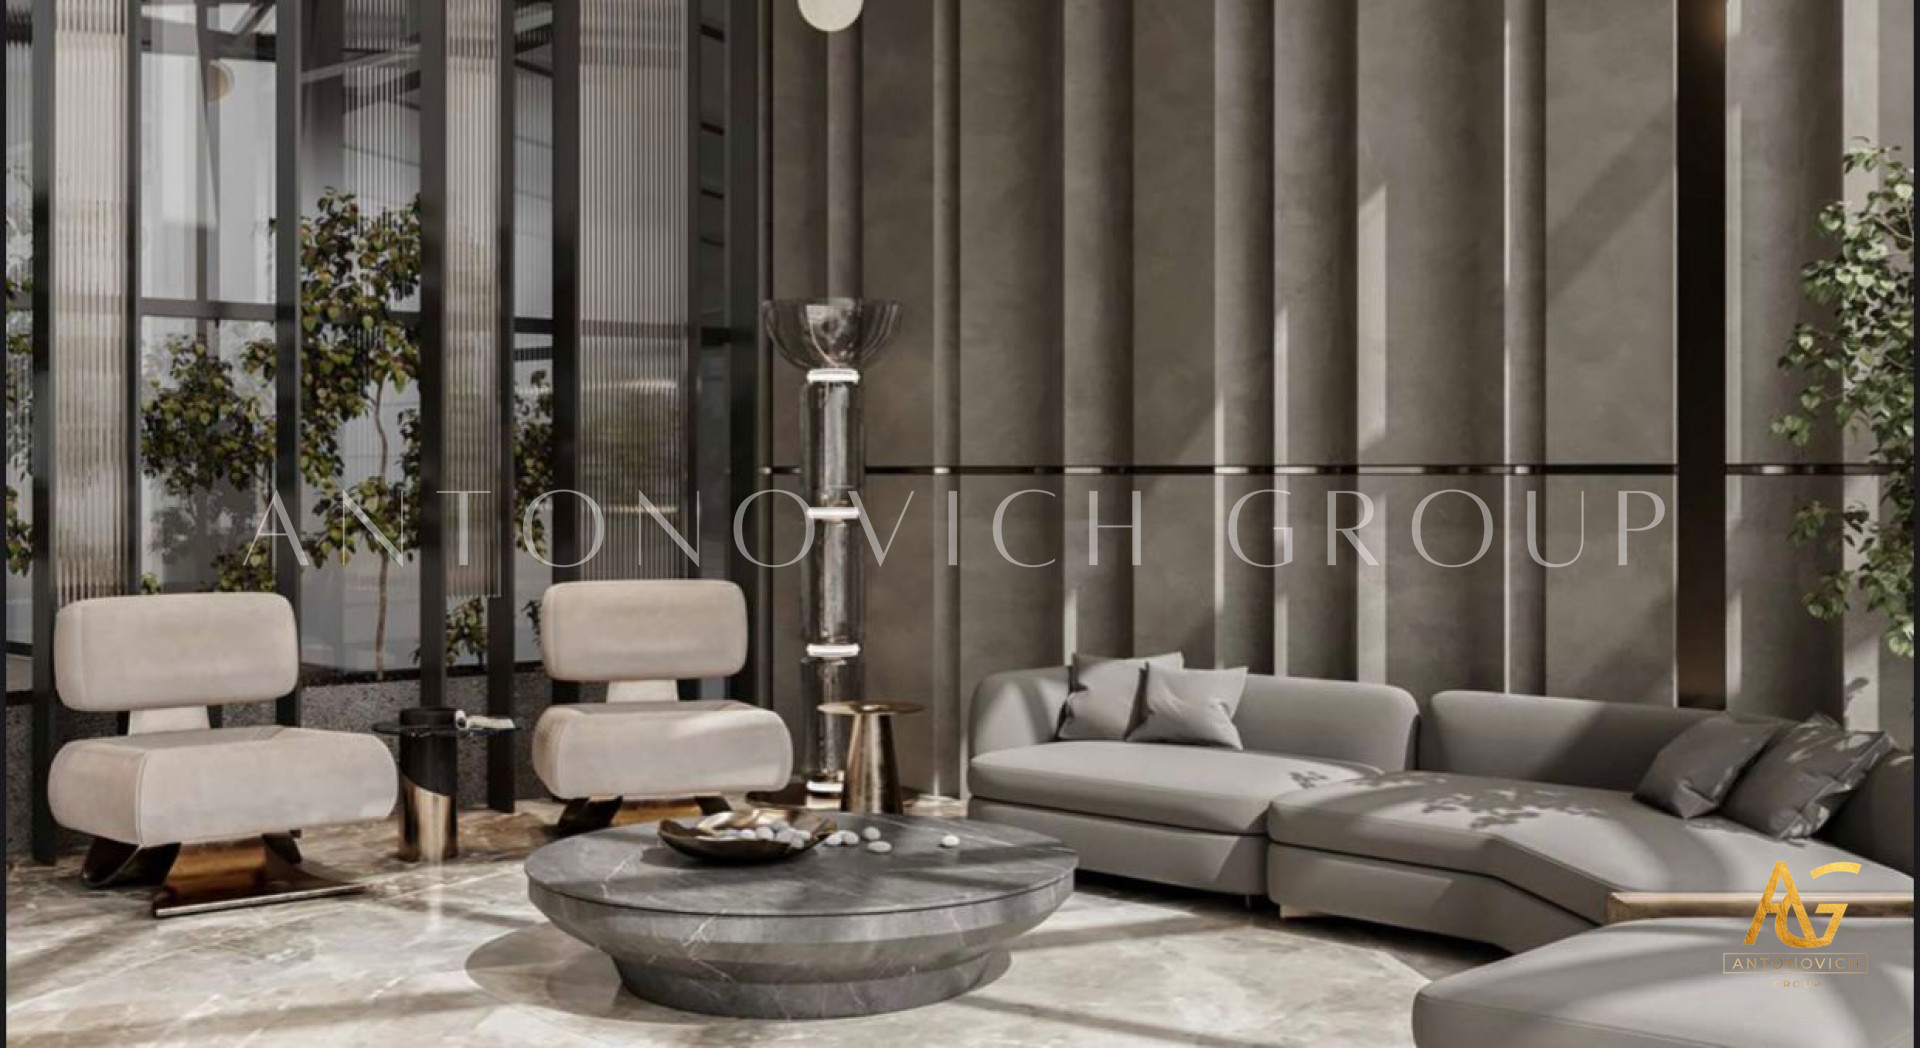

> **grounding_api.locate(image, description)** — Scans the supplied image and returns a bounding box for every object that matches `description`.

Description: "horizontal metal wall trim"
[761,463,1897,477]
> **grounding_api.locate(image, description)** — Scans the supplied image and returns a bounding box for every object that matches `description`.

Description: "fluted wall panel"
[1130,0,1216,670]
[442,0,504,597]
[1273,0,1358,678]
[575,0,690,580]
[766,0,1916,789]
[50,0,131,605]
[1724,0,1847,723]
[1062,0,1134,657]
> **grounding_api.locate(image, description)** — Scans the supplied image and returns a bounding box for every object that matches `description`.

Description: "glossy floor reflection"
[5,803,1498,1047]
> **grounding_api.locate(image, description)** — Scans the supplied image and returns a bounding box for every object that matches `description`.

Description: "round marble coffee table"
[524,813,1076,1019]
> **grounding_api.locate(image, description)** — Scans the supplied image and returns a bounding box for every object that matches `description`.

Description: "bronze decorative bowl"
[657,808,837,865]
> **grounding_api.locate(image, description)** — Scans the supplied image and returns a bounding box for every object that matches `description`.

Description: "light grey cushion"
[967,667,1420,771]
[971,798,1269,895]
[1413,917,1915,1048]
[1125,665,1248,749]
[969,667,1072,760]
[1266,770,1913,924]
[540,580,748,682]
[1824,751,1915,874]
[1268,843,1594,954]
[532,700,791,800]
[1423,690,1723,790]
[49,726,396,847]
[1233,675,1420,770]
[55,593,298,712]
[1633,715,1781,818]
[1068,650,1183,691]
[1722,714,1896,839]
[970,739,1374,834]
[1057,658,1154,741]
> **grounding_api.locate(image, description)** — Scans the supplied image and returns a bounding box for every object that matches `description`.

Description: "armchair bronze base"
[552,796,732,838]
[86,833,366,918]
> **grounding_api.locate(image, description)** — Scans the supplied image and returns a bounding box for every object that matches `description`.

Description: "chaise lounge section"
[966,667,1420,896]
[1266,690,1914,952]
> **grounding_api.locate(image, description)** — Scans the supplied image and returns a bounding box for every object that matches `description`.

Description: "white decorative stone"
[862,827,882,842]
[866,841,893,854]
[940,835,960,849]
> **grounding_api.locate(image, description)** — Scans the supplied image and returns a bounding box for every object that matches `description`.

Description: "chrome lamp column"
[762,299,901,796]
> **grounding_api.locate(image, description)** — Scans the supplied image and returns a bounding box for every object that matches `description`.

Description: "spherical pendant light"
[797,0,862,33]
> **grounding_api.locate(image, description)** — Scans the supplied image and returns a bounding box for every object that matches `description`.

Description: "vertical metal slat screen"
[444,0,504,599]
[576,0,691,581]
[50,0,131,607]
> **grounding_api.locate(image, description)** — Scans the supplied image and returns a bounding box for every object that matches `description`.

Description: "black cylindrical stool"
[372,711,515,862]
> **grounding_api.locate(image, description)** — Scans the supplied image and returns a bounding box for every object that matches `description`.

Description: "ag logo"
[1745,861,1859,948]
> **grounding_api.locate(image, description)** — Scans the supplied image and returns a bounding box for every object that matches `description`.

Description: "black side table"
[372,711,517,862]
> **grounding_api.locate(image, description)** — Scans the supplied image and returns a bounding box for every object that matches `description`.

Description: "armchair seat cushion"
[1267,771,1913,924]
[49,726,396,848]
[532,700,792,800]
[969,740,1376,835]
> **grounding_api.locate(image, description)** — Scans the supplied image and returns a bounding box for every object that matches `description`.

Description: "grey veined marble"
[525,813,1076,1018]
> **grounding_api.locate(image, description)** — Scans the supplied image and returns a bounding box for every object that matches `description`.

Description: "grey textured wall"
[764,0,1913,795]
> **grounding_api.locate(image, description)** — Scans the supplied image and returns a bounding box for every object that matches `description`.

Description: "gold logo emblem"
[1745,861,1860,948]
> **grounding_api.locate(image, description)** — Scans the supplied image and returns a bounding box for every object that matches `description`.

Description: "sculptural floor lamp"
[762,299,901,794]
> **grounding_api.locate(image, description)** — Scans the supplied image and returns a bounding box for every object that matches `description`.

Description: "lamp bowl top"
[761,298,901,371]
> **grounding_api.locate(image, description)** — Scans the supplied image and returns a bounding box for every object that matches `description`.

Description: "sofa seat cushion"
[969,741,1376,835]
[1267,771,1913,924]
[49,726,396,848]
[1413,917,1914,1048]
[533,700,792,800]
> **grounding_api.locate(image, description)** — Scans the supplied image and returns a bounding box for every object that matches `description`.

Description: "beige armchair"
[49,593,396,917]
[533,579,792,834]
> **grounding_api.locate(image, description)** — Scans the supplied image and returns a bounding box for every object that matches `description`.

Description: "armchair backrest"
[54,592,298,713]
[540,579,747,683]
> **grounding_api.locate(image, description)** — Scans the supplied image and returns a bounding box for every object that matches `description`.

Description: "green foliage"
[1772,143,1915,658]
[238,188,424,675]
[7,166,32,575]
[140,188,550,670]
[139,332,276,593]
[440,370,554,665]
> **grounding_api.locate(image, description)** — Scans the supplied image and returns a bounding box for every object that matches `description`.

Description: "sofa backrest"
[1236,676,1419,772]
[1425,690,1914,873]
[1822,751,1914,874]
[1421,690,1718,790]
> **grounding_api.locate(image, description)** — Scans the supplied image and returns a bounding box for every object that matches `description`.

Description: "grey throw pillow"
[1057,654,1180,741]
[1721,714,1896,839]
[1633,715,1782,818]
[1125,665,1249,750]
[1068,651,1183,693]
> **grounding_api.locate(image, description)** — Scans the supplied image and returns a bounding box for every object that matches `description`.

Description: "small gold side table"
[819,702,923,814]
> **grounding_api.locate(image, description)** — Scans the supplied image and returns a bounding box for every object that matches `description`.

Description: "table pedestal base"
[615,951,997,1019]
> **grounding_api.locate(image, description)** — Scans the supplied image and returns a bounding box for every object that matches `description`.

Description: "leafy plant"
[6,166,32,575]
[140,331,274,593]
[1773,143,1915,658]
[440,369,554,665]
[242,188,424,676]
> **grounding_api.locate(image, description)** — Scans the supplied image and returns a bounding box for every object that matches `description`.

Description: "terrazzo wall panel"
[767,0,1916,796]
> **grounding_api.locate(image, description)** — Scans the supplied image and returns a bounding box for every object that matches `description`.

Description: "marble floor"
[5,804,1499,1047]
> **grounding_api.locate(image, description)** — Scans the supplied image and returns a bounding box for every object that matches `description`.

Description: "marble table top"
[525,813,1075,918]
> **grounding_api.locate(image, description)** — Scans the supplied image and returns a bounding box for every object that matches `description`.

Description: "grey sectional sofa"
[1268,690,1914,952]
[966,673,1913,951]
[967,667,1420,896]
